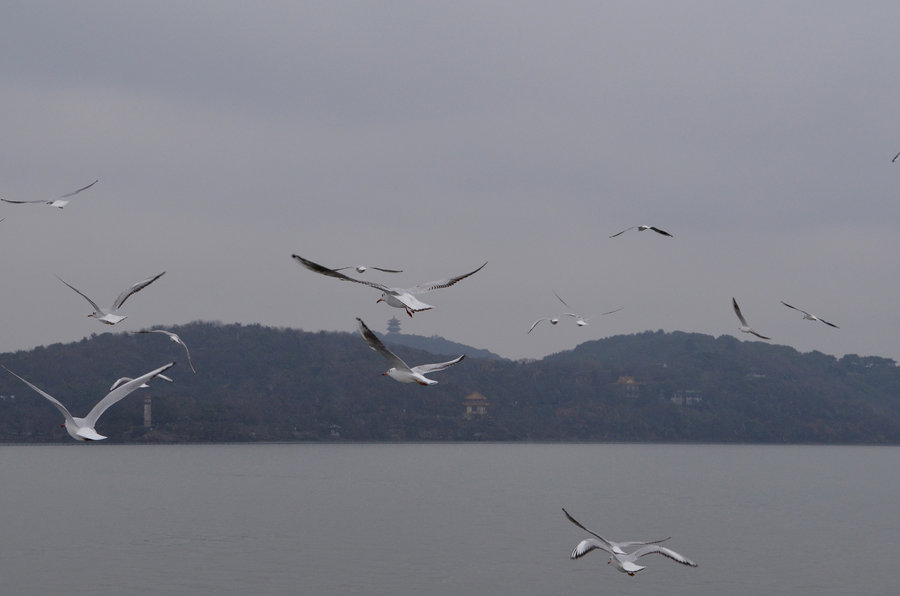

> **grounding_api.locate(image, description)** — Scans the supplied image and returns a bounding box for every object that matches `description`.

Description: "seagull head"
[356,266,367,273]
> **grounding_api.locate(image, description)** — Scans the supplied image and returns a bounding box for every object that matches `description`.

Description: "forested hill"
[0,323,898,444]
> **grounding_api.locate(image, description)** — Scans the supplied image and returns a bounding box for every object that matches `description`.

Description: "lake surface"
[0,443,896,595]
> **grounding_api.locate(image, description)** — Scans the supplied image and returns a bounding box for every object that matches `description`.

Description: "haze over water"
[1,443,896,595]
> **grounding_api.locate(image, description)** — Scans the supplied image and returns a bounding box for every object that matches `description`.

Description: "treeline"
[0,323,897,444]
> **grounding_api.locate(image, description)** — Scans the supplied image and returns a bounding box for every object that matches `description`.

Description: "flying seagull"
[3,362,175,441]
[553,291,623,327]
[609,225,673,238]
[732,297,771,340]
[780,301,839,328]
[56,271,166,325]
[133,329,197,372]
[562,508,696,576]
[109,373,174,390]
[292,254,487,317]
[527,317,561,334]
[356,317,464,385]
[1,179,98,209]
[333,265,403,274]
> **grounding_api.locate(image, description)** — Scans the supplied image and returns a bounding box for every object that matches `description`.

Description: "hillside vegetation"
[0,323,897,444]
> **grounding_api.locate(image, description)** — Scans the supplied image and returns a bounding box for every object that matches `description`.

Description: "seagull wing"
[732,297,749,327]
[749,330,772,340]
[2,366,75,422]
[84,362,175,428]
[818,317,840,328]
[408,261,487,294]
[571,538,612,559]
[56,276,103,312]
[615,537,671,549]
[893,151,900,163]
[356,318,410,371]
[561,508,614,548]
[552,290,570,309]
[112,271,165,309]
[1,198,45,204]
[138,330,196,373]
[630,545,698,567]
[596,307,624,317]
[648,226,673,237]
[527,318,548,334]
[292,255,389,291]
[369,266,404,273]
[780,301,812,317]
[609,226,637,238]
[60,179,99,198]
[411,355,465,375]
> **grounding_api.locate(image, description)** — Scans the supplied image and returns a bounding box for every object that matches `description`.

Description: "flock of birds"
[1,180,198,441]
[2,177,855,580]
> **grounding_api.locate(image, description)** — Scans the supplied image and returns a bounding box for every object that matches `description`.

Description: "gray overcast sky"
[1,2,898,363]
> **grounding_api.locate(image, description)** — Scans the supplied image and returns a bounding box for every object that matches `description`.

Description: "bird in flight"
[56,271,166,325]
[609,225,673,238]
[292,254,487,317]
[780,301,839,328]
[732,297,771,340]
[3,362,175,441]
[562,508,696,576]
[1,179,98,209]
[356,317,464,385]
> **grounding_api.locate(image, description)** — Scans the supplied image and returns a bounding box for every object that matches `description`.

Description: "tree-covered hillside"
[0,323,897,443]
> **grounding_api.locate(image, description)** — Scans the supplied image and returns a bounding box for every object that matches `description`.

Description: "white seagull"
[109,373,174,390]
[356,317,464,385]
[134,329,197,372]
[293,254,487,317]
[780,301,839,328]
[527,317,561,334]
[1,179,98,209]
[562,508,696,576]
[56,271,166,325]
[609,224,673,238]
[333,264,403,274]
[553,291,623,327]
[3,362,175,441]
[732,297,771,340]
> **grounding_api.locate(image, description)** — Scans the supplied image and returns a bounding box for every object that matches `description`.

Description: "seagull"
[333,265,403,274]
[732,297,771,340]
[56,271,165,325]
[109,373,174,390]
[2,362,175,441]
[1,179,98,209]
[780,301,839,328]
[609,225,673,238]
[134,329,197,372]
[553,291,623,327]
[562,508,696,576]
[292,254,487,317]
[527,317,561,334]
[356,317,464,385]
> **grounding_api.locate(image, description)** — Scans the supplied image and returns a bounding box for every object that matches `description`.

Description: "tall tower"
[387,316,401,334]
[143,396,152,428]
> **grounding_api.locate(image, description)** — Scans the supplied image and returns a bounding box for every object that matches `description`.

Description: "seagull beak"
[376,298,383,303]
[382,372,388,376]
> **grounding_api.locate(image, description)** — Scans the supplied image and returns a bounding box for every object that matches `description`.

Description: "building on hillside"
[670,390,703,406]
[613,376,642,398]
[463,392,490,420]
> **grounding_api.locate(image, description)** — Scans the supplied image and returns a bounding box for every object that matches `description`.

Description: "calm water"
[0,443,896,595]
